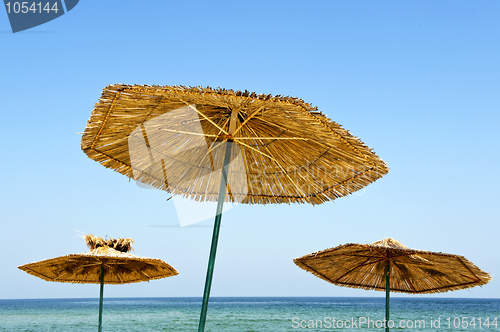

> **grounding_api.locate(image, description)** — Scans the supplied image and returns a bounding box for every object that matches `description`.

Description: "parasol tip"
[372,238,409,249]
[84,234,135,253]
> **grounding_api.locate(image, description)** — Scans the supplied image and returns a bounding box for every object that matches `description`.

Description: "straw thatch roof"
[84,234,134,253]
[81,84,389,205]
[294,238,491,294]
[18,235,178,285]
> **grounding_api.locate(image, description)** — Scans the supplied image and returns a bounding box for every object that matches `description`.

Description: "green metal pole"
[385,260,390,332]
[98,264,104,332]
[198,141,233,332]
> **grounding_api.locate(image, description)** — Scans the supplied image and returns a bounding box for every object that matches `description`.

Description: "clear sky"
[1,1,499,300]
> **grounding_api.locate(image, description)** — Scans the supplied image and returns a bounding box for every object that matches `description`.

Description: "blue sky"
[1,1,499,300]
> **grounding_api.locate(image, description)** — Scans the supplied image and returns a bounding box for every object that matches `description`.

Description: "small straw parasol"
[81,84,389,331]
[18,235,178,332]
[294,238,492,332]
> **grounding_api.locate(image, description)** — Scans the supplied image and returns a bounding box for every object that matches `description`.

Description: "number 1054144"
[5,2,59,14]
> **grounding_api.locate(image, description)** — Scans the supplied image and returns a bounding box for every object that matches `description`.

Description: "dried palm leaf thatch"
[84,234,107,250]
[294,238,491,294]
[107,237,134,253]
[18,236,177,285]
[84,234,134,253]
[81,84,389,205]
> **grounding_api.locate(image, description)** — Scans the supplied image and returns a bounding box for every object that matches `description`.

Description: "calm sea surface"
[0,297,498,331]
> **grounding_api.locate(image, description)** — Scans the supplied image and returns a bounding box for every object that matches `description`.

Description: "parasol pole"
[385,259,390,332]
[98,264,104,332]
[198,140,233,332]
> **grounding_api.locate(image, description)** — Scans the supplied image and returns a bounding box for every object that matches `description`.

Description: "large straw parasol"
[294,238,492,331]
[80,84,389,331]
[18,235,178,332]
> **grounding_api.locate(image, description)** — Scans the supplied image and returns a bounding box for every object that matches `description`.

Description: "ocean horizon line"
[1,296,499,301]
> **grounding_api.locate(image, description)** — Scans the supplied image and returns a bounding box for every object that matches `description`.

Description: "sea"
[0,297,498,331]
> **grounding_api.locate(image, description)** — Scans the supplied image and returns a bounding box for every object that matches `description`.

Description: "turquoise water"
[0,297,498,331]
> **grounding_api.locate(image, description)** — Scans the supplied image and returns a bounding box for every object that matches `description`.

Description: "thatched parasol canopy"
[81,84,388,205]
[19,235,177,331]
[294,238,491,294]
[18,235,178,284]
